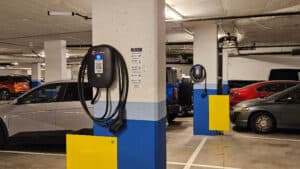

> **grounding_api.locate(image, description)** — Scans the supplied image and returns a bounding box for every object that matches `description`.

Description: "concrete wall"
[228,55,300,80]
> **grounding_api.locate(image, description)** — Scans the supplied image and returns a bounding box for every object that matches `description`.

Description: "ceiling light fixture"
[165,4,183,21]
[47,11,92,20]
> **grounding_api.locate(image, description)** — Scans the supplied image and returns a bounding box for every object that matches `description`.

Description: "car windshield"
[266,84,300,100]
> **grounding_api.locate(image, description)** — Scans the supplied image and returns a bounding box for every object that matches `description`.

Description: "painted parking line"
[167,161,241,169]
[236,134,300,142]
[0,150,65,157]
[183,137,207,169]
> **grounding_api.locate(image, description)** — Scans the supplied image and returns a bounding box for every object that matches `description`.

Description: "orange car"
[0,76,31,100]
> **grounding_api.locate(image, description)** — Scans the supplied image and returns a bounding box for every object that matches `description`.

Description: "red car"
[230,80,299,106]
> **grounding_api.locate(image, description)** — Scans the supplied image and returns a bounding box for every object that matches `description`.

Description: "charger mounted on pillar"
[190,64,207,98]
[78,44,129,134]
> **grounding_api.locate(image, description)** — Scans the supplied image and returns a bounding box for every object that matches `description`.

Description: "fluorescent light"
[165,5,183,20]
[48,11,73,16]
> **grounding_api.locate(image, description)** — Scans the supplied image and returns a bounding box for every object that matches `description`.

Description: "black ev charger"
[78,44,129,133]
[190,64,207,98]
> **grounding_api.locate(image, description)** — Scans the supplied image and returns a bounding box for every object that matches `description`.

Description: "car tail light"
[173,88,178,100]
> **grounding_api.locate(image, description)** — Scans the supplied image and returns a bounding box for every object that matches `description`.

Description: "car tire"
[0,89,10,100]
[250,112,275,134]
[0,127,7,148]
[167,113,177,123]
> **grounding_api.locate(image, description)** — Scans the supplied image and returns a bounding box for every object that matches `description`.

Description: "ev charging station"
[67,0,167,169]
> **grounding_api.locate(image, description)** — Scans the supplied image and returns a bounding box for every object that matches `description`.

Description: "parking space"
[1,117,300,169]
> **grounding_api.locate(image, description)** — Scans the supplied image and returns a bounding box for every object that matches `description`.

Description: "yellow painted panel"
[209,95,230,131]
[67,135,117,169]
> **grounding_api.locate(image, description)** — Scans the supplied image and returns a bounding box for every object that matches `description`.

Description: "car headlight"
[234,106,249,113]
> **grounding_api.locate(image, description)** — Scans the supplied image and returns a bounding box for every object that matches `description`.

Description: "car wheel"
[0,89,10,100]
[250,113,275,133]
[167,113,177,123]
[0,127,7,148]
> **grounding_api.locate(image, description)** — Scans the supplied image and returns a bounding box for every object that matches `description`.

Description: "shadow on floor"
[232,125,300,135]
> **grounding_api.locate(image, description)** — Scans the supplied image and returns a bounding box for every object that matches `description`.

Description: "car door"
[55,83,93,131]
[278,89,300,128]
[7,83,65,136]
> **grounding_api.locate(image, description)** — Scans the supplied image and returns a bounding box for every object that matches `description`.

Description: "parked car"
[230,80,299,106]
[0,80,93,146]
[166,67,180,123]
[178,77,193,116]
[0,76,31,100]
[228,80,263,89]
[231,84,300,133]
[269,69,300,81]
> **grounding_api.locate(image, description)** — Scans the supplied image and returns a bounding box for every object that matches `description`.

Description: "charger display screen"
[95,53,104,74]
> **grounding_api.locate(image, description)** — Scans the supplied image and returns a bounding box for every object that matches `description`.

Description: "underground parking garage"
[0,0,300,169]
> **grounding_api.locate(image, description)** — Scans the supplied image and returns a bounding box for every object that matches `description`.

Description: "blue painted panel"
[222,84,229,94]
[193,89,218,135]
[94,118,166,169]
[30,80,42,88]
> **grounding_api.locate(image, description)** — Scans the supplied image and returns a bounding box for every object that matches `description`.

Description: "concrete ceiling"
[0,0,300,58]
[166,0,300,44]
[0,0,91,55]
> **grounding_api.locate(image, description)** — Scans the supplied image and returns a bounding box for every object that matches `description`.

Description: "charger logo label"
[95,60,103,74]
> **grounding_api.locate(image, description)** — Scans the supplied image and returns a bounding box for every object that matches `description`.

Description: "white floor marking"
[0,150,66,157]
[183,137,207,169]
[167,161,186,166]
[192,163,241,169]
[237,134,300,142]
[167,161,241,169]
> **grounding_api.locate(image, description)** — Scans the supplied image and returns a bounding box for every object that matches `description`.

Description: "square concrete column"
[31,63,42,87]
[92,0,166,168]
[31,63,41,81]
[44,40,67,82]
[185,22,218,135]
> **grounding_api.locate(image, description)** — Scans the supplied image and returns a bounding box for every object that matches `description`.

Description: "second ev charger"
[190,64,207,98]
[78,44,129,133]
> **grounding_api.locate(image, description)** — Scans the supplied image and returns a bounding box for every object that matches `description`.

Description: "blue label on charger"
[96,54,103,60]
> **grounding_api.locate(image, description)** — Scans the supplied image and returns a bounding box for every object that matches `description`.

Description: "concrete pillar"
[188,22,218,135]
[31,63,42,87]
[44,40,67,82]
[71,65,80,80]
[92,0,166,168]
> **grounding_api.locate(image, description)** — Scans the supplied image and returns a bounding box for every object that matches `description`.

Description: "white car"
[0,80,93,146]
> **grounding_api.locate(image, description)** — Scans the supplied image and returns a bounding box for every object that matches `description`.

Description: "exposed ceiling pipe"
[165,41,300,50]
[0,55,44,63]
[166,11,300,23]
[67,44,92,48]
[236,50,300,56]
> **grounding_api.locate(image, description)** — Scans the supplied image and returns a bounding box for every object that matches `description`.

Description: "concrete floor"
[1,117,300,169]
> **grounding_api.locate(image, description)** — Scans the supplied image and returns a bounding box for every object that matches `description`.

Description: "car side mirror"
[286,97,294,102]
[276,96,294,103]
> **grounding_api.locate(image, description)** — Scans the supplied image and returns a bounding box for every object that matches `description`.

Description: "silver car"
[0,80,93,146]
[231,84,300,133]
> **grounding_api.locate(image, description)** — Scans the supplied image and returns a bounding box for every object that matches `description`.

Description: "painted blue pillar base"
[31,80,42,88]
[193,89,218,135]
[223,83,229,94]
[94,118,166,169]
